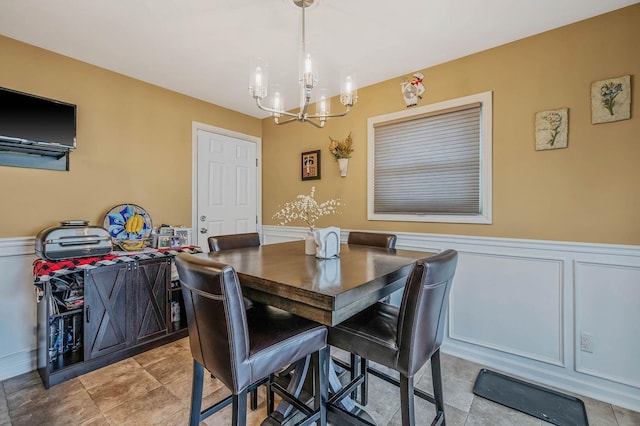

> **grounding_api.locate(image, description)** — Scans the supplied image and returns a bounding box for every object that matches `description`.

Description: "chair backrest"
[208,232,261,252]
[175,253,249,392]
[347,231,397,249]
[396,249,458,376]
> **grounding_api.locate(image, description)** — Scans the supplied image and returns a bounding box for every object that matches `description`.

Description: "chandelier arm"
[273,115,325,128]
[306,106,352,119]
[304,118,326,128]
[255,98,298,118]
[274,116,302,125]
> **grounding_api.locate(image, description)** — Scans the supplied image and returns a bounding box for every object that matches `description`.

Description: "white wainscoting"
[449,253,565,367]
[0,237,38,381]
[574,261,640,389]
[2,230,640,412]
[262,226,640,412]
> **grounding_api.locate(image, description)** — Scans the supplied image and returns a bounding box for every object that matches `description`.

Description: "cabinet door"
[132,259,169,344]
[84,263,129,359]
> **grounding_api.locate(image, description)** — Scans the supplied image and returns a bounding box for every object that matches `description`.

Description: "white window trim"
[367,91,492,224]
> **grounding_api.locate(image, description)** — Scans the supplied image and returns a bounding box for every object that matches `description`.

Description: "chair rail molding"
[262,225,640,412]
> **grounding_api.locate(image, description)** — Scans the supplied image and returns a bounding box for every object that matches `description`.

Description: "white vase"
[338,158,349,177]
[305,232,317,255]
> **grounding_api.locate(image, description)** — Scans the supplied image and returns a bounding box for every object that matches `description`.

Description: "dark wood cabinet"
[37,257,187,388]
[130,259,169,344]
[84,263,129,359]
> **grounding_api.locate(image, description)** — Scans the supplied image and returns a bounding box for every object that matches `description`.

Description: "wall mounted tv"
[0,87,77,160]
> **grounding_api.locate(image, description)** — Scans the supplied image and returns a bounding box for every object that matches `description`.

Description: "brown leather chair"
[208,232,261,252]
[328,250,458,426]
[175,253,329,426]
[206,232,261,407]
[347,231,397,249]
[344,231,397,399]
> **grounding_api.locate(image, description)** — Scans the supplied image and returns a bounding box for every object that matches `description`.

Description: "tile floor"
[1,338,638,425]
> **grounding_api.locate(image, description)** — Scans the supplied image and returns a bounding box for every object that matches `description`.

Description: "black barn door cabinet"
[37,257,187,388]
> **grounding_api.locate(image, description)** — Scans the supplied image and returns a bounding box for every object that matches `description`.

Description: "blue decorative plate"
[102,204,153,241]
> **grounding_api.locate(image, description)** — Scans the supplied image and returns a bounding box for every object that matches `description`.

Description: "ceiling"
[0,0,637,119]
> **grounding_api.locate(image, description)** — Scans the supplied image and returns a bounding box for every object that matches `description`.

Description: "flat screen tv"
[0,87,76,154]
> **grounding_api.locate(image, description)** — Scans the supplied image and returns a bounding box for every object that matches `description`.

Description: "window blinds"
[373,105,481,214]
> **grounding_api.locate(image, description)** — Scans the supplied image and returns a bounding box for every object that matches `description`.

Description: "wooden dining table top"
[193,240,431,326]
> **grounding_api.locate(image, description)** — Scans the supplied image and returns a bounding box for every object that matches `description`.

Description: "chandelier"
[248,0,357,128]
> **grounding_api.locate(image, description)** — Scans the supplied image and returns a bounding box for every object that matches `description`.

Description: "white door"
[196,129,257,249]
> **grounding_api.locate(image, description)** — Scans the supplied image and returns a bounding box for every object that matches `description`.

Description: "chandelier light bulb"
[255,67,262,87]
[341,75,357,107]
[317,89,330,116]
[272,91,282,111]
[319,97,327,115]
[305,54,312,75]
[249,59,268,99]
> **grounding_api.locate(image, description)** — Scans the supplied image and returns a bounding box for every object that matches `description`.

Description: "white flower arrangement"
[272,187,343,232]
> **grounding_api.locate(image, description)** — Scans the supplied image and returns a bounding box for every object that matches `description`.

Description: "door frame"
[191,121,262,245]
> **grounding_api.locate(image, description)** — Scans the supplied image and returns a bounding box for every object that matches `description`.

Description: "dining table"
[194,239,432,425]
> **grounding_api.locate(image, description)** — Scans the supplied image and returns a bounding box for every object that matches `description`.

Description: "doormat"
[473,369,589,426]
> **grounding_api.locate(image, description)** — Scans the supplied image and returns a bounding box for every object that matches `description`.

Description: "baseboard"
[442,339,640,412]
[0,348,36,382]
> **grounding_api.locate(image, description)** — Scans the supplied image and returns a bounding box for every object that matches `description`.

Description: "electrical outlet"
[580,332,594,353]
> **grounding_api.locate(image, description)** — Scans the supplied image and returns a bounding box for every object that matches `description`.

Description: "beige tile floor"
[1,338,638,425]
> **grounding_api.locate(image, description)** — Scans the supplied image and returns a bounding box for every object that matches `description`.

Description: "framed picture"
[175,228,191,246]
[158,226,175,236]
[591,75,631,124]
[535,108,568,151]
[301,150,321,180]
[170,236,182,248]
[157,235,171,249]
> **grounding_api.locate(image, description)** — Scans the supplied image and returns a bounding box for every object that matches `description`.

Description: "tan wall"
[262,4,640,245]
[0,36,261,237]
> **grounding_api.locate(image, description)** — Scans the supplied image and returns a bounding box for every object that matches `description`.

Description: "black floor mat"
[473,369,589,426]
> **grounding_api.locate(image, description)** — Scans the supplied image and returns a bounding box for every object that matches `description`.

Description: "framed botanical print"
[535,108,568,150]
[591,75,631,124]
[301,150,321,180]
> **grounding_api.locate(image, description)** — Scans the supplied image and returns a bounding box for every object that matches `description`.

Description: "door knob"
[200,228,208,234]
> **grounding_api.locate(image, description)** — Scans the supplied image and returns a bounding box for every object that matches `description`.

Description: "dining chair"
[207,232,261,408]
[207,232,261,252]
[343,231,397,400]
[328,249,458,426]
[175,253,329,426]
[207,232,261,311]
[347,231,397,249]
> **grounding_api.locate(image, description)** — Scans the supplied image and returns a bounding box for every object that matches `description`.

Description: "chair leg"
[360,358,369,406]
[250,388,258,410]
[190,360,205,426]
[314,347,329,426]
[350,353,360,400]
[400,374,415,426]
[266,373,275,414]
[232,392,248,426]
[431,349,446,425]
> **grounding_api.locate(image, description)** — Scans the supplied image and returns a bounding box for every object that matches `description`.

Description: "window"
[367,91,492,224]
